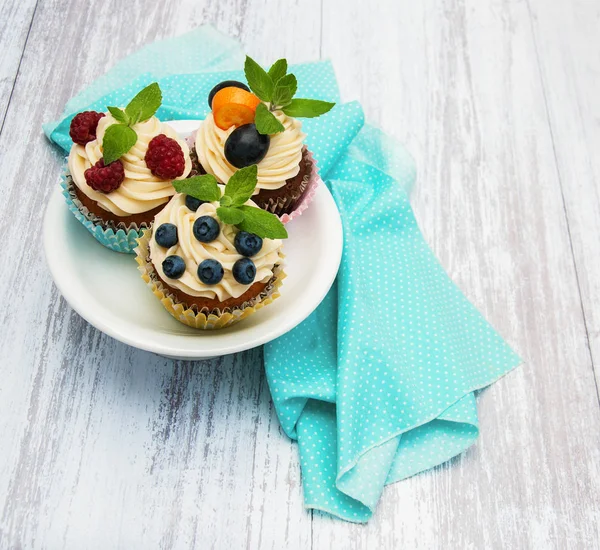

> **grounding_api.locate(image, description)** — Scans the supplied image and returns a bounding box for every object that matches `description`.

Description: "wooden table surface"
[1,0,600,548]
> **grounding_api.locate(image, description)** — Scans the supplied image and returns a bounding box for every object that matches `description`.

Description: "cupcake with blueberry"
[135,165,287,329]
[63,83,192,253]
[191,56,334,220]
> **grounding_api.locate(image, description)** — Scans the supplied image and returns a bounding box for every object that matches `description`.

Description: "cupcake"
[135,165,287,329]
[63,83,192,253]
[191,56,335,219]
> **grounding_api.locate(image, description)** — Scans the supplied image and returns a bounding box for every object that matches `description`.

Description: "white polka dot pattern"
[44,28,520,523]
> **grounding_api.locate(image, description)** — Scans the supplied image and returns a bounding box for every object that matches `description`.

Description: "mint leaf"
[282,98,335,118]
[267,59,287,84]
[107,106,129,124]
[173,174,220,202]
[224,165,258,206]
[237,206,288,239]
[125,82,162,124]
[271,74,297,108]
[244,56,273,102]
[216,206,245,225]
[102,123,137,164]
[220,194,233,207]
[255,103,285,135]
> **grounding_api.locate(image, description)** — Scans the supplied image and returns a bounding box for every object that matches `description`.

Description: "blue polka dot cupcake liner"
[60,170,145,254]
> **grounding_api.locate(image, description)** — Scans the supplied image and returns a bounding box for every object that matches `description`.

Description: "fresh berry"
[84,159,125,193]
[208,81,250,108]
[162,255,186,279]
[193,216,220,242]
[234,231,263,257]
[224,124,270,168]
[69,111,105,145]
[212,88,261,130]
[155,223,178,248]
[232,258,256,285]
[145,134,186,179]
[185,195,206,211]
[197,259,224,285]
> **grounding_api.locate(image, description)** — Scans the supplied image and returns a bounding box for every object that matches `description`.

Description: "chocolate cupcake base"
[134,229,286,329]
[190,145,316,218]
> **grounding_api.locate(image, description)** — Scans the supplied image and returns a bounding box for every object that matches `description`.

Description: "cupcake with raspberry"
[191,56,334,221]
[63,83,192,253]
[135,165,287,329]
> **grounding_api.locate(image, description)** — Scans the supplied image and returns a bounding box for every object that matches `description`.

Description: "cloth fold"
[45,26,520,523]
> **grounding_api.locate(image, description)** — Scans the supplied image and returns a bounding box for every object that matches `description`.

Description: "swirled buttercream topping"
[195,108,305,193]
[149,192,283,301]
[68,114,192,216]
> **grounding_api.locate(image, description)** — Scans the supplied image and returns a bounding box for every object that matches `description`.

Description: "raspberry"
[69,111,105,145]
[84,159,125,193]
[145,134,186,179]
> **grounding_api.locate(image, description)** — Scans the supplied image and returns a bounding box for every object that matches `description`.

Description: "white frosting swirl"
[68,114,192,216]
[195,107,306,192]
[149,192,283,301]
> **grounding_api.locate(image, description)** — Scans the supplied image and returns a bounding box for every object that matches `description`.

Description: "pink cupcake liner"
[279,148,320,224]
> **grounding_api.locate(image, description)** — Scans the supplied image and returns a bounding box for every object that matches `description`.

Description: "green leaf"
[107,106,129,124]
[254,103,285,135]
[271,74,297,108]
[173,174,220,202]
[102,123,138,164]
[267,59,287,84]
[244,56,273,102]
[216,206,245,225]
[125,82,162,124]
[220,194,233,207]
[224,165,258,206]
[237,206,288,239]
[282,98,335,118]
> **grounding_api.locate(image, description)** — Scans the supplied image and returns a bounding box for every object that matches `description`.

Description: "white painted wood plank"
[0,0,37,130]
[315,0,600,548]
[527,0,600,381]
[0,0,319,548]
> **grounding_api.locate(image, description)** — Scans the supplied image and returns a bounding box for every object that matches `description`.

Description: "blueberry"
[197,259,224,285]
[224,124,270,169]
[208,80,250,108]
[193,216,220,242]
[234,231,263,257]
[155,223,178,248]
[232,258,256,285]
[162,255,186,279]
[185,195,205,211]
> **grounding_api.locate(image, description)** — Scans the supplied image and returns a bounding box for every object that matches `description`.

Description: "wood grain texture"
[527,0,600,381]
[1,0,599,548]
[0,0,38,131]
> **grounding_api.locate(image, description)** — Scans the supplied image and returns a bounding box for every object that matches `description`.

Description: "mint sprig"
[283,98,335,118]
[173,174,221,202]
[172,166,288,240]
[267,59,287,84]
[255,104,285,135]
[101,82,162,164]
[102,124,137,164]
[243,55,336,135]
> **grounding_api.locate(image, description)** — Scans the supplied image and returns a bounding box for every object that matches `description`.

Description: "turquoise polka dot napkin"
[44,26,521,523]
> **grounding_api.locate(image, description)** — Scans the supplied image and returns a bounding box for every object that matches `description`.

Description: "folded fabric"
[44,26,520,523]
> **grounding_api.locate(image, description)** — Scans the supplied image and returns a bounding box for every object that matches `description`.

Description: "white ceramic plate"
[43,120,342,359]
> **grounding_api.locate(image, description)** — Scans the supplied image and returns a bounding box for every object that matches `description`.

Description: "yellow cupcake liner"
[134,229,286,330]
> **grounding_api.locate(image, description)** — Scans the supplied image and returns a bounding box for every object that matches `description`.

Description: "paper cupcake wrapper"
[188,132,320,223]
[134,229,286,330]
[60,170,148,254]
[277,148,320,224]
